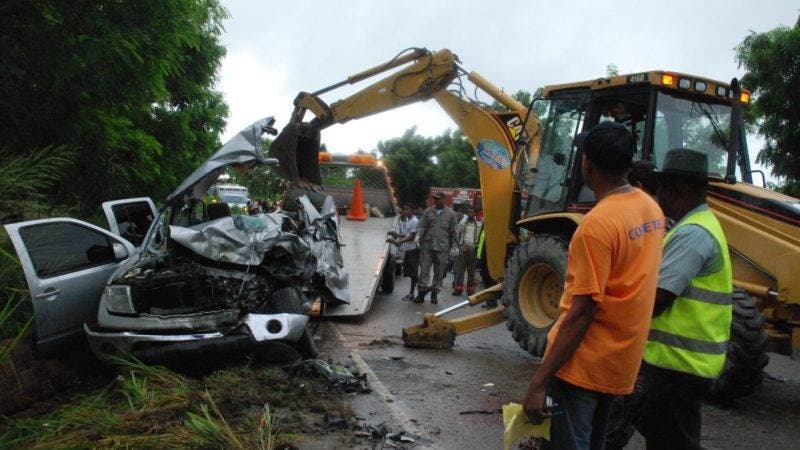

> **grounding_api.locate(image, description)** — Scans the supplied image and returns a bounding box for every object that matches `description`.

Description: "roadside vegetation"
[0,147,77,358]
[0,357,351,449]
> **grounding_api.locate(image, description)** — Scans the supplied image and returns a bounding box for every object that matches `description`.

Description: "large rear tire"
[501,234,568,356]
[708,289,769,401]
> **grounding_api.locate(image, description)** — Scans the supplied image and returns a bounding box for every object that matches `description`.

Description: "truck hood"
[166,117,278,205]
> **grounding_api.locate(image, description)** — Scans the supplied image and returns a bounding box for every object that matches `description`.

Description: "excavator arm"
[272,47,542,280]
[269,47,545,350]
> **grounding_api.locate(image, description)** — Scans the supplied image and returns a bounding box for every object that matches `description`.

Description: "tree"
[606,63,620,77]
[379,127,438,207]
[491,89,537,112]
[231,139,288,204]
[736,17,800,195]
[378,127,482,206]
[0,1,229,214]
[433,130,479,188]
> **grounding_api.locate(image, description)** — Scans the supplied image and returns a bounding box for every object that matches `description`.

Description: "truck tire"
[502,234,568,356]
[708,289,769,401]
[381,257,396,294]
[269,286,306,314]
[269,287,317,358]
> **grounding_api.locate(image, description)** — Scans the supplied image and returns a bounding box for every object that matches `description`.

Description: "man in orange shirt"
[522,122,665,450]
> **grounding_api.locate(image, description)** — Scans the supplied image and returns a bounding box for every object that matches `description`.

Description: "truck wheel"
[269,287,317,358]
[502,234,568,356]
[381,257,396,294]
[269,286,305,314]
[708,289,769,401]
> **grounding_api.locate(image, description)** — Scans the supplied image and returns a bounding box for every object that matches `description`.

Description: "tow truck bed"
[324,217,396,317]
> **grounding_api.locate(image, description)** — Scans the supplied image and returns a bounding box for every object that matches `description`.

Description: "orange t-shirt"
[547,188,664,395]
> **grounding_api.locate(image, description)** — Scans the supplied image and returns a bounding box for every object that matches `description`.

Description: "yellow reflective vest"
[644,208,733,378]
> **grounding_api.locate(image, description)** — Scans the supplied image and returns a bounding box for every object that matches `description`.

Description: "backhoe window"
[595,95,650,159]
[653,91,732,178]
[525,96,586,216]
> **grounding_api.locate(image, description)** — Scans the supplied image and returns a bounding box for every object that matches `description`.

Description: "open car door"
[3,219,136,354]
[101,197,158,247]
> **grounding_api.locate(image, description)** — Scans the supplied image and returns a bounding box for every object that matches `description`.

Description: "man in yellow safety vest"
[641,148,733,449]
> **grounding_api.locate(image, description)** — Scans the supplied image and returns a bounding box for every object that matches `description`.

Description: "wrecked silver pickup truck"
[4,117,349,361]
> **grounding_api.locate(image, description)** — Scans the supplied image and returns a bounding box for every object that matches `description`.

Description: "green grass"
[0,356,347,449]
[0,237,33,366]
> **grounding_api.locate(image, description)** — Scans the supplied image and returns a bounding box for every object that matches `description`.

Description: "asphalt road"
[321,275,800,449]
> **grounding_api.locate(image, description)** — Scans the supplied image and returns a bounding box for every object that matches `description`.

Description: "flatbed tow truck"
[312,152,399,318]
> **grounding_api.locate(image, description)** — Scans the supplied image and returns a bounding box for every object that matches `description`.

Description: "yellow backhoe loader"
[272,47,800,399]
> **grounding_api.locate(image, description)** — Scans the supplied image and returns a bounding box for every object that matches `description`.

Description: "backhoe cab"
[504,72,754,357]
[503,71,800,399]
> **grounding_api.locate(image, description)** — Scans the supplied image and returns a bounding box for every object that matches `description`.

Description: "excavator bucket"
[402,284,505,348]
[268,122,322,185]
[295,125,322,185]
[402,314,459,349]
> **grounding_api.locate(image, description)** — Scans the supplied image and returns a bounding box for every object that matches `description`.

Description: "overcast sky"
[216,0,798,180]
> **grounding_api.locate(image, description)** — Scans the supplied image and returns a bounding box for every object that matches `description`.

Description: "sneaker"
[401,294,414,302]
[414,291,426,303]
[430,292,438,304]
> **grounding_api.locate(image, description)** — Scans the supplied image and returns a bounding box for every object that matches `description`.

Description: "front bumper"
[85,313,309,361]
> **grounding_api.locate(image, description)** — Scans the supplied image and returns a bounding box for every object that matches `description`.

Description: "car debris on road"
[286,358,371,394]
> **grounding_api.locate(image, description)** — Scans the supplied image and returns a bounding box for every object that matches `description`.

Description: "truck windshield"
[652,91,732,178]
[221,194,247,204]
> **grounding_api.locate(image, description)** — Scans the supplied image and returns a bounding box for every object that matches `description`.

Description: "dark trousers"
[453,244,476,290]
[544,377,613,450]
[640,362,711,450]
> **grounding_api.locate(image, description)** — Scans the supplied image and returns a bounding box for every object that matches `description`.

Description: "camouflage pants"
[417,248,448,293]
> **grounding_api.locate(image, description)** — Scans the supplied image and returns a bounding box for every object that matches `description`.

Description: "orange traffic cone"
[347,179,368,221]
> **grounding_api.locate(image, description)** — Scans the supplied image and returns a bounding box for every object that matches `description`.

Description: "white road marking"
[329,322,429,440]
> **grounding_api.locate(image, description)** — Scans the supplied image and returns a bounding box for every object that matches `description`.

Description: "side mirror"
[552,153,566,166]
[112,242,129,261]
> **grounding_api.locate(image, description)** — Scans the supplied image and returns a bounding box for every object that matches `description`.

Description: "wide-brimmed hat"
[655,149,709,182]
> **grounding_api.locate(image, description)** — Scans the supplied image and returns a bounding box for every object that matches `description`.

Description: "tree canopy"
[378,90,540,207]
[0,0,229,214]
[378,127,479,207]
[736,16,800,195]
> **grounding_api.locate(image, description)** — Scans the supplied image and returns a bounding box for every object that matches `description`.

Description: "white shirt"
[460,221,480,247]
[395,216,419,251]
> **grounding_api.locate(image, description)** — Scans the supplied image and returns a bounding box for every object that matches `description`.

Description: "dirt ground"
[322,275,800,449]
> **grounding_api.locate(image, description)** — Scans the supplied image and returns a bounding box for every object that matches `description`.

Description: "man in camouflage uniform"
[415,191,458,304]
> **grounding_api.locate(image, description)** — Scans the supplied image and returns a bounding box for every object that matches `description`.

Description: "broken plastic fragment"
[285,359,371,393]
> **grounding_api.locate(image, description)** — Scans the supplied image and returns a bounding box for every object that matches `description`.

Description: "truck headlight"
[106,285,135,314]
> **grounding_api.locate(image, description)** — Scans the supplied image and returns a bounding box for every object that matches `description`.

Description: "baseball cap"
[574,121,635,170]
